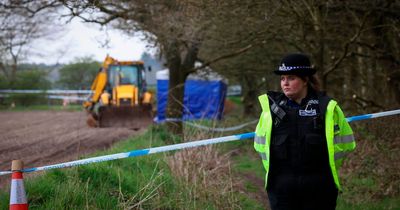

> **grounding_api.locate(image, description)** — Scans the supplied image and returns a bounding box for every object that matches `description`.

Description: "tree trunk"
[164,40,198,137]
[0,62,9,80]
[166,64,186,136]
[241,74,259,117]
[10,60,18,87]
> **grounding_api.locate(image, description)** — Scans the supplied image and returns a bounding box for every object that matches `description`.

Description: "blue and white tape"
[156,118,258,132]
[184,120,258,132]
[0,89,93,94]
[0,94,88,102]
[0,89,91,102]
[346,109,400,122]
[47,95,88,101]
[0,109,399,176]
[0,133,254,176]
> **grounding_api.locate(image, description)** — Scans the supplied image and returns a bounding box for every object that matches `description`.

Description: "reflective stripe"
[334,151,350,160]
[259,152,267,161]
[334,134,355,144]
[10,179,27,204]
[254,135,266,145]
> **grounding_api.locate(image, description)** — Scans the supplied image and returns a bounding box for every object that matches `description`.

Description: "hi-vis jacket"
[254,94,356,190]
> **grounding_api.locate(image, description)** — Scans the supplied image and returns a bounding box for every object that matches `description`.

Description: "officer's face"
[280,75,308,100]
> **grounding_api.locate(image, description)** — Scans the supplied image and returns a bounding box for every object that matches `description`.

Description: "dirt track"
[0,110,151,186]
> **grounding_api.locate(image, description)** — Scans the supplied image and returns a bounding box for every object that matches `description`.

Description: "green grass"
[1,106,399,209]
[217,110,400,210]
[227,96,242,105]
[0,125,261,209]
[337,197,400,210]
[0,126,177,209]
[335,174,400,210]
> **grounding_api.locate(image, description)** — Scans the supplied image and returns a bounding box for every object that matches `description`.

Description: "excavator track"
[97,105,153,129]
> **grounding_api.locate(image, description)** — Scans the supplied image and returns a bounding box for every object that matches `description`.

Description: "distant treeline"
[1,1,399,116]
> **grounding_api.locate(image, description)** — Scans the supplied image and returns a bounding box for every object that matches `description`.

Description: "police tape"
[156,118,258,132]
[184,120,258,132]
[178,108,400,131]
[0,109,399,176]
[0,89,93,94]
[0,89,90,102]
[0,133,255,176]
[0,94,88,102]
[47,95,88,101]
[346,109,400,122]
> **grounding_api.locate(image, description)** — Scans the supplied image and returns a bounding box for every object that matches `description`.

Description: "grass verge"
[0,125,261,209]
[0,112,398,209]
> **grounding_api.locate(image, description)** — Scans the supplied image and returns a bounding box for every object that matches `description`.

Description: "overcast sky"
[28,18,151,65]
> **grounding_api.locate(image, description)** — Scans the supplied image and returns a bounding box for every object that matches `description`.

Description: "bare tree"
[201,0,400,113]
[2,0,398,119]
[59,0,232,135]
[0,1,63,85]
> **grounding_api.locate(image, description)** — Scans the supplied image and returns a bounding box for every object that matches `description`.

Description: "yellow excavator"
[83,55,153,128]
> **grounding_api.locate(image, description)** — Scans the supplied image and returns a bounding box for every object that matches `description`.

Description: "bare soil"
[0,110,151,187]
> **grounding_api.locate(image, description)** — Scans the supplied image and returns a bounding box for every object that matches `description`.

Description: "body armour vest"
[267,91,333,180]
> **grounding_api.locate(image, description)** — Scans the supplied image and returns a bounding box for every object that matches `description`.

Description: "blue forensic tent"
[156,69,227,122]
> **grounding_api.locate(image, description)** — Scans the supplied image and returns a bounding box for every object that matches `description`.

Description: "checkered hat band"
[279,65,312,71]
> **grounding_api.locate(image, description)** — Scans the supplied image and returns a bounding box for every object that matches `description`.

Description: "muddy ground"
[0,109,270,208]
[0,110,151,187]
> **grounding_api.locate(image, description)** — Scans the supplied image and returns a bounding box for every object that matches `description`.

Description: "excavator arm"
[83,69,108,110]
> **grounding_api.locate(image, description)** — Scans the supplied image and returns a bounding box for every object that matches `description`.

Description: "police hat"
[274,53,316,76]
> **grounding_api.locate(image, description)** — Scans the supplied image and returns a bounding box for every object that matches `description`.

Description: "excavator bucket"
[86,113,99,128]
[97,104,153,129]
[84,55,154,129]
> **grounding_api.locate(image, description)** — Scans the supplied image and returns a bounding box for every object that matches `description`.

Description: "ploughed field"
[0,110,151,186]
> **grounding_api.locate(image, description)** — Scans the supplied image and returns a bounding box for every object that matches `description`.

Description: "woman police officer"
[254,53,356,210]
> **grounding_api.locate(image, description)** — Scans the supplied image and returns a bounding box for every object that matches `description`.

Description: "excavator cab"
[109,64,140,87]
[108,64,142,106]
[84,56,153,128]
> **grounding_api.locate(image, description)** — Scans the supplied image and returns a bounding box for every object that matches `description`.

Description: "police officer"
[254,53,356,210]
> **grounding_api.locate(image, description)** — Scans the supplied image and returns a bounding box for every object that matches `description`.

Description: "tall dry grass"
[168,129,241,209]
[118,162,166,210]
[341,115,400,204]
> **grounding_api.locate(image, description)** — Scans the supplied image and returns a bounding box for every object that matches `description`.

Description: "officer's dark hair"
[299,74,321,92]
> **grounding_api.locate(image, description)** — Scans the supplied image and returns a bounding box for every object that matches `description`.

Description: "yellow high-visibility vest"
[254,94,356,190]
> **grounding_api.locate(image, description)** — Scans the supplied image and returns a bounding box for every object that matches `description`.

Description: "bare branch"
[322,10,371,77]
[189,44,253,74]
